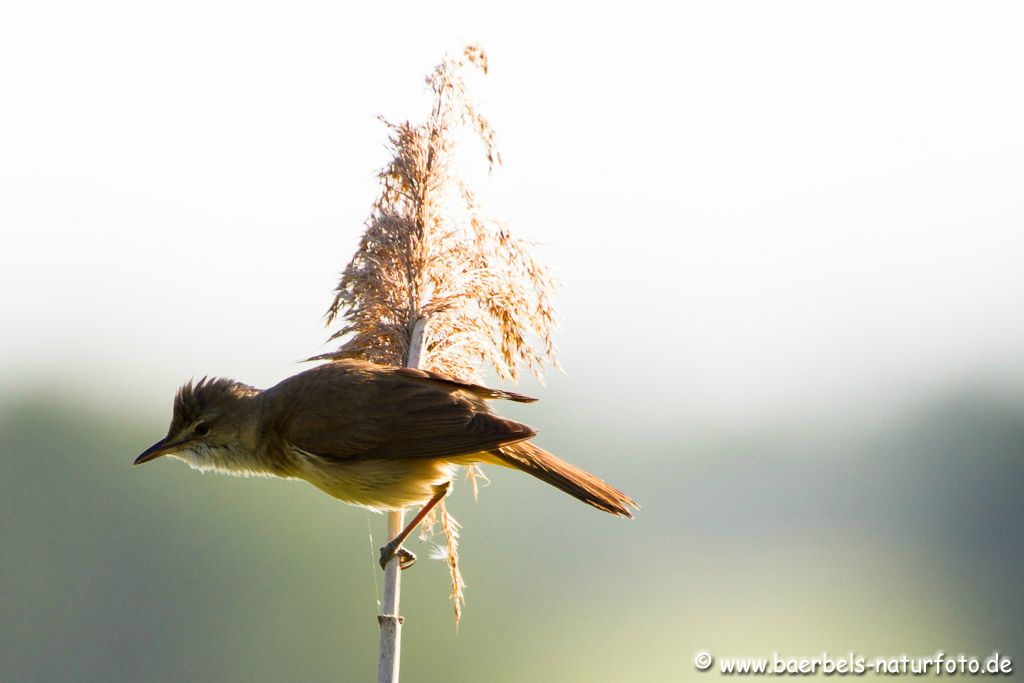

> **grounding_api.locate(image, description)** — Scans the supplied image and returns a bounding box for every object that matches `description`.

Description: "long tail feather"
[492,442,637,518]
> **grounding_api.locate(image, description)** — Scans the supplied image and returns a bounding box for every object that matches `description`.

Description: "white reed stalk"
[376,316,427,683]
[376,509,404,683]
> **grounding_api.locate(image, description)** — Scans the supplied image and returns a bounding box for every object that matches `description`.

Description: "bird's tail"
[491,441,637,518]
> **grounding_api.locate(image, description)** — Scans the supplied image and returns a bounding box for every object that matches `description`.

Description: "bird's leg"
[379,482,451,571]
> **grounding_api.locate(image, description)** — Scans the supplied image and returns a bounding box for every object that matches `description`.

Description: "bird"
[134,359,637,568]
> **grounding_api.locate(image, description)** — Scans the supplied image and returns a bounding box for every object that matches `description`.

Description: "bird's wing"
[270,361,536,462]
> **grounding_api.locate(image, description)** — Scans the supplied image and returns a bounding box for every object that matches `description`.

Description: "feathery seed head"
[315,45,558,385]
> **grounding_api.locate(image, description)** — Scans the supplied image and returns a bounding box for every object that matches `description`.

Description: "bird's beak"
[134,437,178,465]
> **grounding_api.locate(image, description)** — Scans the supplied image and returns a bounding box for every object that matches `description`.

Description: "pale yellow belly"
[292,450,497,511]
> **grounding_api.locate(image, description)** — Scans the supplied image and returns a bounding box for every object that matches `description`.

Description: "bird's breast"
[289,446,481,510]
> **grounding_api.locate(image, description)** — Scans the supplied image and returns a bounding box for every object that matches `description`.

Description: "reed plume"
[315,45,557,385]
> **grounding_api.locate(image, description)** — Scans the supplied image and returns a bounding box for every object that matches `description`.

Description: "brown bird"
[134,359,636,568]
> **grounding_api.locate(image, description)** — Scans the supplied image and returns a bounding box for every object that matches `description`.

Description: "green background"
[2,384,1021,681]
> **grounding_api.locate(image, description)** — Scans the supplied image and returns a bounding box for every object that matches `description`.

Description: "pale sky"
[2,1,1023,428]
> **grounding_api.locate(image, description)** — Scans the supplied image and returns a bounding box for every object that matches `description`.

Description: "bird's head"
[134,377,259,473]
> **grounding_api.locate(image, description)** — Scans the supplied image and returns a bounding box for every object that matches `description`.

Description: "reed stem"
[376,316,427,683]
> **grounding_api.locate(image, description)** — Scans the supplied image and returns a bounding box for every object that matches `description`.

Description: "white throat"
[171,443,271,478]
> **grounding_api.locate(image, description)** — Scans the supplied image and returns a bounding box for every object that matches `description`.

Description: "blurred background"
[2,1,1022,680]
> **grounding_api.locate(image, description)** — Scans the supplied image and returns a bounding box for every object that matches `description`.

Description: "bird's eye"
[194,422,210,436]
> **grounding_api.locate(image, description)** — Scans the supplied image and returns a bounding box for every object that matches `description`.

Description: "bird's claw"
[379,541,416,571]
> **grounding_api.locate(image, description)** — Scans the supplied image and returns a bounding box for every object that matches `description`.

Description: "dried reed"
[315,45,557,387]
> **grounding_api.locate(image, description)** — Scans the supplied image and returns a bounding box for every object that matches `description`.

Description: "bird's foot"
[379,541,416,571]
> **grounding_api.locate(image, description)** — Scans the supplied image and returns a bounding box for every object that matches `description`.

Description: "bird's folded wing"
[275,365,536,462]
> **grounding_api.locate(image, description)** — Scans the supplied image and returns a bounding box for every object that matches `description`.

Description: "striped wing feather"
[266,360,536,462]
